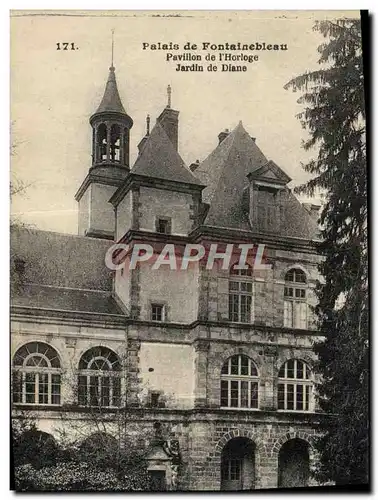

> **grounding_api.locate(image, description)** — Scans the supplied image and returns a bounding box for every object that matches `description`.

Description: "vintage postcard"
[10,10,368,492]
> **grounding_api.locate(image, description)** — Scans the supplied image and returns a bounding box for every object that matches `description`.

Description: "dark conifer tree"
[285,18,368,485]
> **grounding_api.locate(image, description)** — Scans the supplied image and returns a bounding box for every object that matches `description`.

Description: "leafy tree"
[285,18,368,485]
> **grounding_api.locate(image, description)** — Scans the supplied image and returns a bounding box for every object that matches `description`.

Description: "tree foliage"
[12,422,151,491]
[285,18,368,485]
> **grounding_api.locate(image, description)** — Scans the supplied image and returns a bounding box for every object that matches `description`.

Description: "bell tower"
[89,65,133,171]
[75,33,133,240]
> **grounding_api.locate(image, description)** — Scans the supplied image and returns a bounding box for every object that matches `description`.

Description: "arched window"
[221,354,259,409]
[229,264,253,323]
[278,359,313,411]
[97,123,107,162]
[78,347,121,408]
[284,268,308,329]
[12,342,61,405]
[110,124,121,162]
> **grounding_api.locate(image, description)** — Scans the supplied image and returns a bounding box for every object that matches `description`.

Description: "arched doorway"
[221,437,255,491]
[278,438,310,488]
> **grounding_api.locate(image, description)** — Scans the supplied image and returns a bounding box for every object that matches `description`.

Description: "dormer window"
[156,217,171,235]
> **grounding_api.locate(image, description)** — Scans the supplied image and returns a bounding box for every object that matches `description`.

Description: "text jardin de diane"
[142,41,288,72]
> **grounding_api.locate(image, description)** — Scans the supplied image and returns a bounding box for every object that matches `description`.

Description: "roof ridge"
[206,123,242,203]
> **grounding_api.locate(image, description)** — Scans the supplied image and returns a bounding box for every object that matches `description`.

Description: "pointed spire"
[93,66,127,115]
[146,114,150,136]
[91,31,128,117]
[167,84,172,108]
[111,28,115,69]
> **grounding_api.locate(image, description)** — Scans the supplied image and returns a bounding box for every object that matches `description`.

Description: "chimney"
[137,114,150,156]
[189,159,200,172]
[156,85,179,151]
[218,129,230,144]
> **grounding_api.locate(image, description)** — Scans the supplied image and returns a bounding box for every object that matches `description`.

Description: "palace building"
[11,61,323,491]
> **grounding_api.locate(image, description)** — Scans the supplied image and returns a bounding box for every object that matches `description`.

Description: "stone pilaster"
[262,345,278,411]
[193,339,210,408]
[126,338,141,407]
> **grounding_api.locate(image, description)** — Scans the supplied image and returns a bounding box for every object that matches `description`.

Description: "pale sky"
[11,10,360,234]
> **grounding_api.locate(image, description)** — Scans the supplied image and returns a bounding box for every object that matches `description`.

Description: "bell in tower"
[89,64,133,171]
[75,33,133,240]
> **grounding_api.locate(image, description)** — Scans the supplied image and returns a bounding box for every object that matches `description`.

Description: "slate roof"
[12,285,123,316]
[131,122,203,186]
[194,121,269,231]
[10,228,124,316]
[93,66,127,116]
[194,121,319,240]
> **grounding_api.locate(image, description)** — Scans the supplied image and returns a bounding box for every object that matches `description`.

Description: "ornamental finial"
[167,84,172,108]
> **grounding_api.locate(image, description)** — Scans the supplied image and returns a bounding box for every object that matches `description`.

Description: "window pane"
[284,300,293,327]
[221,361,229,375]
[287,360,295,378]
[240,282,252,293]
[240,295,251,323]
[305,385,311,411]
[285,270,294,282]
[250,362,258,377]
[285,287,293,297]
[298,302,307,329]
[51,374,61,405]
[26,355,48,368]
[230,459,241,480]
[78,375,87,406]
[286,384,294,410]
[296,384,304,410]
[38,373,49,404]
[278,383,285,409]
[151,305,163,321]
[240,355,249,375]
[294,269,307,283]
[229,281,239,291]
[296,361,304,379]
[250,382,258,408]
[89,376,100,406]
[12,371,23,403]
[229,294,239,321]
[230,356,239,375]
[220,380,229,407]
[240,381,248,407]
[230,380,238,407]
[112,377,121,407]
[25,373,36,404]
[101,377,110,407]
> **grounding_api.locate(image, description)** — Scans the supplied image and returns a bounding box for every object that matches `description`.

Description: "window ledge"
[276,409,315,414]
[220,407,260,411]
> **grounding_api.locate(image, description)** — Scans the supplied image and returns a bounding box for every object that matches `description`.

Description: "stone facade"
[11,64,324,491]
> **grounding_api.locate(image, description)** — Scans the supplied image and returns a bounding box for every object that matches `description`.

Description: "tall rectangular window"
[284,269,308,329]
[228,280,253,323]
[151,303,165,321]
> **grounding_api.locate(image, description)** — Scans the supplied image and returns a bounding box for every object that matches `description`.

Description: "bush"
[14,461,150,491]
